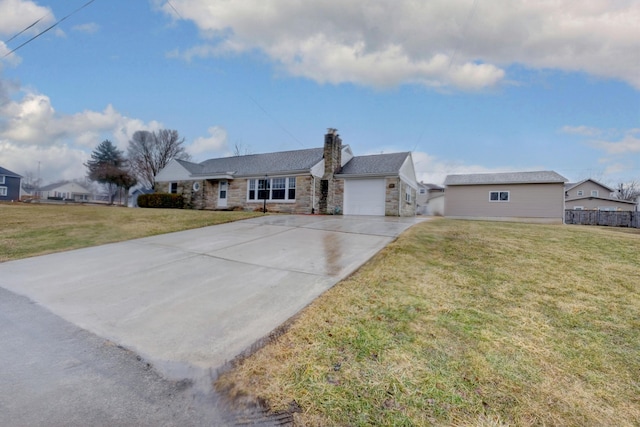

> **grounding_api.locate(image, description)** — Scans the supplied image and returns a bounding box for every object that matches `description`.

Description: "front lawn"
[217,219,640,426]
[0,203,262,262]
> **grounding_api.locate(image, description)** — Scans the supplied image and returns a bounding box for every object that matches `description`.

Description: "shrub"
[138,193,184,209]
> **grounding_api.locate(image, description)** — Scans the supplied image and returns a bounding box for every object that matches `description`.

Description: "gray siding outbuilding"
[444,171,567,223]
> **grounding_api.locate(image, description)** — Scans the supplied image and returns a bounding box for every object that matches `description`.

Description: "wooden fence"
[565,210,639,228]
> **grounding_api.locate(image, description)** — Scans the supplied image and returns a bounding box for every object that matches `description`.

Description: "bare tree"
[614,181,640,201]
[128,129,191,189]
[232,141,252,156]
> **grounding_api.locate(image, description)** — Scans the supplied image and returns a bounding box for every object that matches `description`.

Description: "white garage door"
[343,179,386,215]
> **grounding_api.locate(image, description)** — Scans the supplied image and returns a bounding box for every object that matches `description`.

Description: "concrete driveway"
[0,215,424,380]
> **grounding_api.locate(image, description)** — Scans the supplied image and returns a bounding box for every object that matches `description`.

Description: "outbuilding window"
[489,191,510,202]
[170,182,178,194]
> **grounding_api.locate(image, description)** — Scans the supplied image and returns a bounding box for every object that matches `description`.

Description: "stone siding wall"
[383,178,416,217]
[385,178,399,216]
[400,182,417,216]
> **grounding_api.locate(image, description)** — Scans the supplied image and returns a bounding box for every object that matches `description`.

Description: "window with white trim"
[591,190,599,197]
[419,188,426,195]
[577,190,584,196]
[489,191,510,202]
[0,175,5,184]
[405,186,412,203]
[247,177,296,201]
[170,182,178,194]
[0,186,7,196]
[574,206,584,210]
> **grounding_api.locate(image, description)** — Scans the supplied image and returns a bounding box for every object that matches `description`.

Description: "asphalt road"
[0,287,225,426]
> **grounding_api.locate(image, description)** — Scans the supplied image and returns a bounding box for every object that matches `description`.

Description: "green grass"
[217,219,640,426]
[0,202,262,262]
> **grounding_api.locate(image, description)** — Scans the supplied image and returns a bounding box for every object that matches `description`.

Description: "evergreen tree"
[85,140,135,204]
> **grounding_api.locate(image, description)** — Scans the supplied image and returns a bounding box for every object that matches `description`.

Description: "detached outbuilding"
[444,171,567,224]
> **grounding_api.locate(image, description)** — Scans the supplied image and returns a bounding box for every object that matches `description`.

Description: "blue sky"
[1,0,638,186]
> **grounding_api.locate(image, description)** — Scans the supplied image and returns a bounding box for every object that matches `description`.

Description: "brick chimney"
[323,128,342,178]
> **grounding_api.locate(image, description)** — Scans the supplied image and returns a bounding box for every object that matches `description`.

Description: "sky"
[0,0,638,186]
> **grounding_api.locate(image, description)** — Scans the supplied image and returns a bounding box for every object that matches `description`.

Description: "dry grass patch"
[0,202,262,262]
[217,219,640,426]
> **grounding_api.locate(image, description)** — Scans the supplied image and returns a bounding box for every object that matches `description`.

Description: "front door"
[218,180,228,208]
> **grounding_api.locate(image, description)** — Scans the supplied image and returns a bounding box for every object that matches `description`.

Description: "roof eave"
[446,180,565,186]
[335,172,399,179]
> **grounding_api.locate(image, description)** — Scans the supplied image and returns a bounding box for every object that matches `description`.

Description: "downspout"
[398,178,402,216]
[312,175,316,214]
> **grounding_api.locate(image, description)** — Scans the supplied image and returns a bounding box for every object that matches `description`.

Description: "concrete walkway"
[1,215,424,380]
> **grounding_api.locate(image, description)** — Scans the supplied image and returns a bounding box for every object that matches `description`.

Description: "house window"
[0,186,7,196]
[271,177,286,200]
[0,175,5,184]
[489,191,510,202]
[591,190,599,197]
[574,206,584,210]
[419,188,426,195]
[257,179,269,200]
[170,182,178,194]
[577,190,584,196]
[288,177,296,200]
[405,187,412,203]
[248,180,256,199]
[247,177,297,201]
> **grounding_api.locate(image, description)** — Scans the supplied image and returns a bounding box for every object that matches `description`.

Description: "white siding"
[155,160,192,182]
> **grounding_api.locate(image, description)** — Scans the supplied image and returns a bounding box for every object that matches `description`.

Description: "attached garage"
[343,179,386,215]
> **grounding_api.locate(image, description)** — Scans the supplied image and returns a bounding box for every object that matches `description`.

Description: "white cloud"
[0,0,53,36]
[72,23,99,34]
[189,126,228,160]
[161,0,640,90]
[384,150,519,185]
[0,140,89,182]
[561,125,603,137]
[590,130,640,154]
[0,83,164,184]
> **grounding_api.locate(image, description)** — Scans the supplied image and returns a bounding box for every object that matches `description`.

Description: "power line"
[3,0,99,59]
[245,93,306,148]
[166,1,184,20]
[4,15,49,44]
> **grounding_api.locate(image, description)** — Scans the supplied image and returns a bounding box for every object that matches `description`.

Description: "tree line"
[85,129,190,204]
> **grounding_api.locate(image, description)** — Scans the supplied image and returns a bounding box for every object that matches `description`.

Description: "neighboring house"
[444,170,567,224]
[416,182,445,215]
[37,181,92,201]
[425,192,445,216]
[128,186,154,207]
[155,129,418,216]
[0,166,22,202]
[565,179,637,211]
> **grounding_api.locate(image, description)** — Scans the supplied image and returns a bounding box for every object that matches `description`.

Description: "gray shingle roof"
[338,152,410,176]
[0,166,21,177]
[444,171,567,186]
[191,148,325,177]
